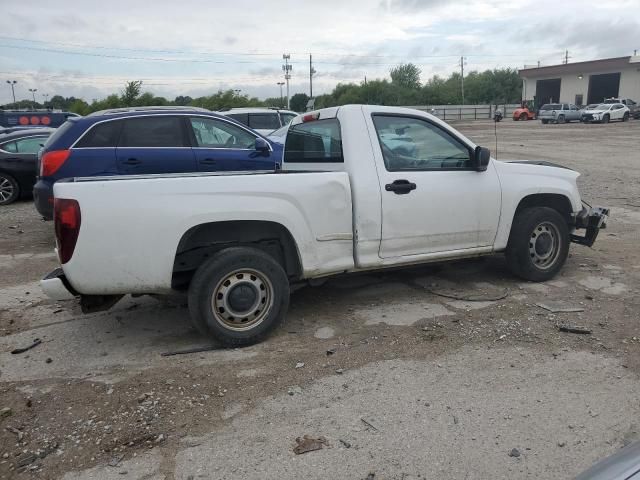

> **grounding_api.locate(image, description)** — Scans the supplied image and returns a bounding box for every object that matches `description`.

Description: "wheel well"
[171,220,302,290]
[515,194,573,222]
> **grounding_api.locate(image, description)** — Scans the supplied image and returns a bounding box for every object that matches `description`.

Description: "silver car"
[538,103,582,124]
[575,441,640,479]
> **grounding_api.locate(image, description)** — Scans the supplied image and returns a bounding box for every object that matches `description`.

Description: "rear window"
[227,113,248,126]
[284,118,343,163]
[248,113,281,131]
[43,120,75,149]
[0,141,17,153]
[540,104,561,110]
[119,116,187,147]
[75,120,123,148]
[280,113,297,125]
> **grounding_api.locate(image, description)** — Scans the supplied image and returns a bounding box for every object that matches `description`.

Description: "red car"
[512,106,536,121]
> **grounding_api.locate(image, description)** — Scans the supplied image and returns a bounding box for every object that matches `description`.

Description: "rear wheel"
[519,113,528,121]
[0,173,19,206]
[505,207,569,282]
[623,112,630,122]
[188,247,289,346]
[541,120,548,125]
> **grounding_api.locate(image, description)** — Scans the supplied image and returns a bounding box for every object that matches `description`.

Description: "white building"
[519,56,640,107]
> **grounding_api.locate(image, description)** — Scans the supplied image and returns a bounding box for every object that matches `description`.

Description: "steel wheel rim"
[0,177,14,202]
[529,222,561,270]
[211,269,273,331]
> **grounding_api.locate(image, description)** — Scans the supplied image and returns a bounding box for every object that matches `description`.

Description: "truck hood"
[493,159,580,180]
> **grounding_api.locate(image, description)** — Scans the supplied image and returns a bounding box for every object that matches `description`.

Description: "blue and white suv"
[34,106,282,219]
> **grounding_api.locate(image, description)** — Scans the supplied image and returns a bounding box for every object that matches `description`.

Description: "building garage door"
[535,78,561,107]
[587,73,621,104]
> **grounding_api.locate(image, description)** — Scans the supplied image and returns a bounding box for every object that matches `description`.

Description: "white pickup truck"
[41,105,608,345]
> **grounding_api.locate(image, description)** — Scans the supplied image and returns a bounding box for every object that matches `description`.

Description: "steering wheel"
[224,136,236,147]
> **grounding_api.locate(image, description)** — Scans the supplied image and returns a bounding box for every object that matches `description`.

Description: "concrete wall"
[522,61,640,104]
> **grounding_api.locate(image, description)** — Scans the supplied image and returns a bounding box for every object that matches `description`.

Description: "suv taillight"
[41,150,70,176]
[54,198,81,264]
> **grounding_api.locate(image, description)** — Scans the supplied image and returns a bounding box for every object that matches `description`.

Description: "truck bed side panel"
[54,171,354,295]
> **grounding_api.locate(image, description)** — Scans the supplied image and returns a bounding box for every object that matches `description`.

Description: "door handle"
[123,158,141,165]
[199,158,217,165]
[385,179,417,195]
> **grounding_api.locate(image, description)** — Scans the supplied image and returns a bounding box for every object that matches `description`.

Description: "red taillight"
[54,198,81,264]
[302,113,320,122]
[41,150,70,176]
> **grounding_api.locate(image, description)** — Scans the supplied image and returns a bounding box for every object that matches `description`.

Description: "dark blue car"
[34,106,282,219]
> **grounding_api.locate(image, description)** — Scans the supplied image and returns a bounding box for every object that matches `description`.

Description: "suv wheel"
[557,115,565,124]
[188,247,289,346]
[0,173,19,206]
[506,207,569,282]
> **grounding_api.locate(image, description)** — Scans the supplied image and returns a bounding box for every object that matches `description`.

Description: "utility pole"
[277,82,285,108]
[309,54,316,98]
[42,93,49,108]
[6,80,17,106]
[282,54,292,109]
[460,56,466,106]
[563,50,570,64]
[29,88,37,108]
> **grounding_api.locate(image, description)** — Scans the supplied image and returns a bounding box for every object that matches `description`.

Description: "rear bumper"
[41,268,77,300]
[570,206,609,247]
[33,179,53,220]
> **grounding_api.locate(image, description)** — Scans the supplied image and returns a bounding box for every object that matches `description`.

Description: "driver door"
[370,114,501,258]
[188,116,276,171]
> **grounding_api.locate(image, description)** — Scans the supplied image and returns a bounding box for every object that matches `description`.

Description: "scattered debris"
[558,325,592,335]
[326,348,337,356]
[6,426,23,441]
[287,386,303,396]
[558,441,566,447]
[45,358,52,364]
[425,287,508,302]
[293,435,328,455]
[11,338,42,354]
[361,418,379,432]
[536,302,584,313]
[335,368,344,374]
[509,448,521,458]
[160,345,217,357]
[16,452,38,468]
[365,473,376,480]
[295,362,305,369]
[339,439,352,448]
[0,407,12,418]
[108,454,125,467]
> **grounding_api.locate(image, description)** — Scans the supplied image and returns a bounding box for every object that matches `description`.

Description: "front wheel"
[188,247,289,346]
[505,207,570,282]
[557,115,565,124]
[602,114,610,124]
[0,173,19,206]
[519,113,528,121]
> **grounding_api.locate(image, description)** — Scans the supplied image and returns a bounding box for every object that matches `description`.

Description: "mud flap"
[570,206,609,247]
[80,294,124,314]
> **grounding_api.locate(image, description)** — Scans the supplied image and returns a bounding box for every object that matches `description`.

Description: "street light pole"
[42,93,49,108]
[6,80,17,106]
[277,82,284,108]
[282,54,292,109]
[29,88,38,108]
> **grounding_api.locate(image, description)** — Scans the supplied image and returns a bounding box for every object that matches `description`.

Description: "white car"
[41,105,608,346]
[581,103,630,123]
[220,108,298,136]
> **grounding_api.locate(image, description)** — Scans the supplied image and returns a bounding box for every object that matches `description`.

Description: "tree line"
[2,64,522,114]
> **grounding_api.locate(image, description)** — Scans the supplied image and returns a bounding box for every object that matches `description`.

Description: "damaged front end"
[570,205,609,247]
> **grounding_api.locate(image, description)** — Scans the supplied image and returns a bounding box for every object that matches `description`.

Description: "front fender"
[493,160,582,250]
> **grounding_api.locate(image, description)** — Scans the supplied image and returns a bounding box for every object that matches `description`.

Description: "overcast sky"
[1,0,639,104]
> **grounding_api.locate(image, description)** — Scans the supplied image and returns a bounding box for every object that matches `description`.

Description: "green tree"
[68,98,91,115]
[121,80,143,106]
[390,63,422,89]
[289,93,310,112]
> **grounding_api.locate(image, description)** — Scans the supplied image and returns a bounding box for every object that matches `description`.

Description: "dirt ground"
[1,118,639,480]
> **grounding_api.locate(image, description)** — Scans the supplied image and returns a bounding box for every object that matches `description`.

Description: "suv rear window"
[248,113,281,130]
[284,118,343,163]
[43,120,75,149]
[75,120,123,148]
[119,116,187,147]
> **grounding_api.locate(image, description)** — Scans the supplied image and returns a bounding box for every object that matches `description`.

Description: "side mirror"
[473,146,491,172]
[255,137,270,152]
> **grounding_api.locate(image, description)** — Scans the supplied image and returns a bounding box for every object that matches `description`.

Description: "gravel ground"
[0,118,639,479]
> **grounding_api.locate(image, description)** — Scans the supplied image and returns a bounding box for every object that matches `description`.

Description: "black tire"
[541,120,548,125]
[602,114,610,124]
[505,207,570,282]
[0,172,19,206]
[188,247,289,346]
[623,112,629,122]
[519,113,527,121]
[557,115,565,124]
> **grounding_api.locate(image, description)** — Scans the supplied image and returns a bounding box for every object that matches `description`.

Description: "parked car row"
[537,101,632,124]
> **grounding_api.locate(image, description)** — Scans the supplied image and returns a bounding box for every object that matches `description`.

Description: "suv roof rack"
[87,106,210,117]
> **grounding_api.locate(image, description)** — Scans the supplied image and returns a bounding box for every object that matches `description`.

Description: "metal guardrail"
[410,104,521,121]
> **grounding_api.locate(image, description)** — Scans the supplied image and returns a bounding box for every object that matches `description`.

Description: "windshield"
[269,125,288,138]
[540,104,561,110]
[593,104,611,111]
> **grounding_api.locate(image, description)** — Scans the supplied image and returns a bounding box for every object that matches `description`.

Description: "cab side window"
[190,117,256,149]
[15,136,48,153]
[284,119,343,163]
[372,115,472,171]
